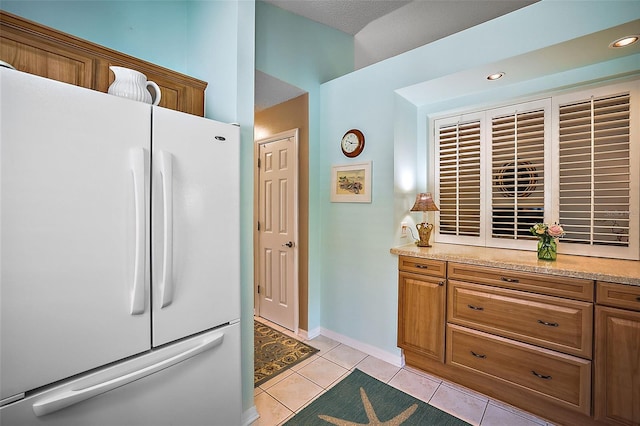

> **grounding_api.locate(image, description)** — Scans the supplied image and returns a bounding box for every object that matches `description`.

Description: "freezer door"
[151,106,240,346]
[0,323,241,426]
[0,69,152,401]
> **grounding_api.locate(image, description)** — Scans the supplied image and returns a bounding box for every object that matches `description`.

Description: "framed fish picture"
[330,161,372,203]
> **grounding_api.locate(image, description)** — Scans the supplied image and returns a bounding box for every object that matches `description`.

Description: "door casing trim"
[253,128,299,333]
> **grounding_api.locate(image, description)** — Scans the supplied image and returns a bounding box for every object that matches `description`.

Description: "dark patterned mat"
[254,321,319,387]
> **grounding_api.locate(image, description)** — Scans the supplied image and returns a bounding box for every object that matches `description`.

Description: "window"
[432,79,639,260]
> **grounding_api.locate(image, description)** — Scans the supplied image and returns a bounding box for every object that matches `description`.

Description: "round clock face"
[341,129,365,157]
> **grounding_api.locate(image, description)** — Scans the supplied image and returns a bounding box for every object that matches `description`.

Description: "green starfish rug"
[284,369,470,426]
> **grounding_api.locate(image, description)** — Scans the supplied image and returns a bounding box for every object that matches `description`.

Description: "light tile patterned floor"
[252,317,555,426]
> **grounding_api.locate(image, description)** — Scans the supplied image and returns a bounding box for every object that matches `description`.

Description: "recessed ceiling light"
[487,72,505,81]
[609,35,639,48]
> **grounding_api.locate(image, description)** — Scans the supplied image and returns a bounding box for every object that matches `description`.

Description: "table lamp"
[410,192,439,247]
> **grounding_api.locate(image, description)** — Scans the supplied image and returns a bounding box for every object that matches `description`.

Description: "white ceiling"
[256,0,538,111]
[397,19,640,108]
[262,0,412,35]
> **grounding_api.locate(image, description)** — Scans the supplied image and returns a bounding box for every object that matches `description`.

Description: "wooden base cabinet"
[397,257,602,426]
[397,257,446,362]
[594,282,640,425]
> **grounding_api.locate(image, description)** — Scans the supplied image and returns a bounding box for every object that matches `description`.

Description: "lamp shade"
[410,192,439,212]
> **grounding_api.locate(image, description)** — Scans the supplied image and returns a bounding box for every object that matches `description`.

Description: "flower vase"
[537,237,557,261]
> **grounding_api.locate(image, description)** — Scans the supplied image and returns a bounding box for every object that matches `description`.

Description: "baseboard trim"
[318,327,403,367]
[306,326,321,340]
[242,405,259,426]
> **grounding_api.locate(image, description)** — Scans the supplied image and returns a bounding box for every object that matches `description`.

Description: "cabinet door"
[97,62,206,116]
[594,306,640,425]
[398,271,446,362]
[0,23,94,88]
[0,69,151,401]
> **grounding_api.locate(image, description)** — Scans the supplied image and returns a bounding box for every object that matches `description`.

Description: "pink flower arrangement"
[530,223,565,239]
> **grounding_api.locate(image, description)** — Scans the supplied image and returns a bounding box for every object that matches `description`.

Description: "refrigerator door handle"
[159,150,174,308]
[32,331,225,417]
[130,148,146,315]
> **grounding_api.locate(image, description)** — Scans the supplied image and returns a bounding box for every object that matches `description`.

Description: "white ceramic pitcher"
[108,66,161,105]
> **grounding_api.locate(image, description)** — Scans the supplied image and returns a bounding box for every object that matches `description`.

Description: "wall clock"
[341,129,365,158]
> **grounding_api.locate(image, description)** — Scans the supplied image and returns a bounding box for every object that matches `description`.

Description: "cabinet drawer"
[448,262,594,301]
[398,256,446,278]
[597,281,640,312]
[447,324,591,415]
[448,281,593,358]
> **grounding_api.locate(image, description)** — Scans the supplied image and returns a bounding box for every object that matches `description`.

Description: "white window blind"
[491,108,546,240]
[437,120,481,238]
[558,93,631,248]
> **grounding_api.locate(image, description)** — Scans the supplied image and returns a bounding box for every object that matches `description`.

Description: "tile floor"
[253,317,557,426]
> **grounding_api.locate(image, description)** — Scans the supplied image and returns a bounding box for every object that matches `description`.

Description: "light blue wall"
[319,0,640,359]
[255,1,353,331]
[2,0,257,415]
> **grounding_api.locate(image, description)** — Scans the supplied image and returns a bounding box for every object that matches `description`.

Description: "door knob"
[282,241,294,248]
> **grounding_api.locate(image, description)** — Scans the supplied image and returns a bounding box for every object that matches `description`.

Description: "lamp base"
[415,222,434,247]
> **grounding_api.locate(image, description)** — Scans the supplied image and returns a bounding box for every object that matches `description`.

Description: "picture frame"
[330,161,372,203]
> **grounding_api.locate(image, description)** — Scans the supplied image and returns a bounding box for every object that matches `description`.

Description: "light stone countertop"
[390,243,640,286]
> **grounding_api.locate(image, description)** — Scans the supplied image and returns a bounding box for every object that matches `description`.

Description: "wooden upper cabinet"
[0,11,207,116]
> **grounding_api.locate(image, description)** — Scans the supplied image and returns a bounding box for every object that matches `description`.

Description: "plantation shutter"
[432,78,637,259]
[491,108,546,240]
[437,120,481,237]
[558,93,631,248]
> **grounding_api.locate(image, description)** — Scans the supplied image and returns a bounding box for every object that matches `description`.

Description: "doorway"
[254,129,299,332]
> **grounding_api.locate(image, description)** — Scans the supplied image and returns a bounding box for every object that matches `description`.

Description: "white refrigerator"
[0,68,241,425]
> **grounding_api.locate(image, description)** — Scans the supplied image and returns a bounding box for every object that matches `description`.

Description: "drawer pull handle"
[537,320,559,327]
[501,277,520,283]
[470,351,486,359]
[531,370,552,380]
[467,304,484,311]
[415,264,428,269]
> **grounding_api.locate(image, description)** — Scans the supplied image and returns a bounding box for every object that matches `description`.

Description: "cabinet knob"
[438,281,445,286]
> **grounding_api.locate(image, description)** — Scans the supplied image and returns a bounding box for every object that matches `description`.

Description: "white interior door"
[257,130,298,331]
[0,69,151,401]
